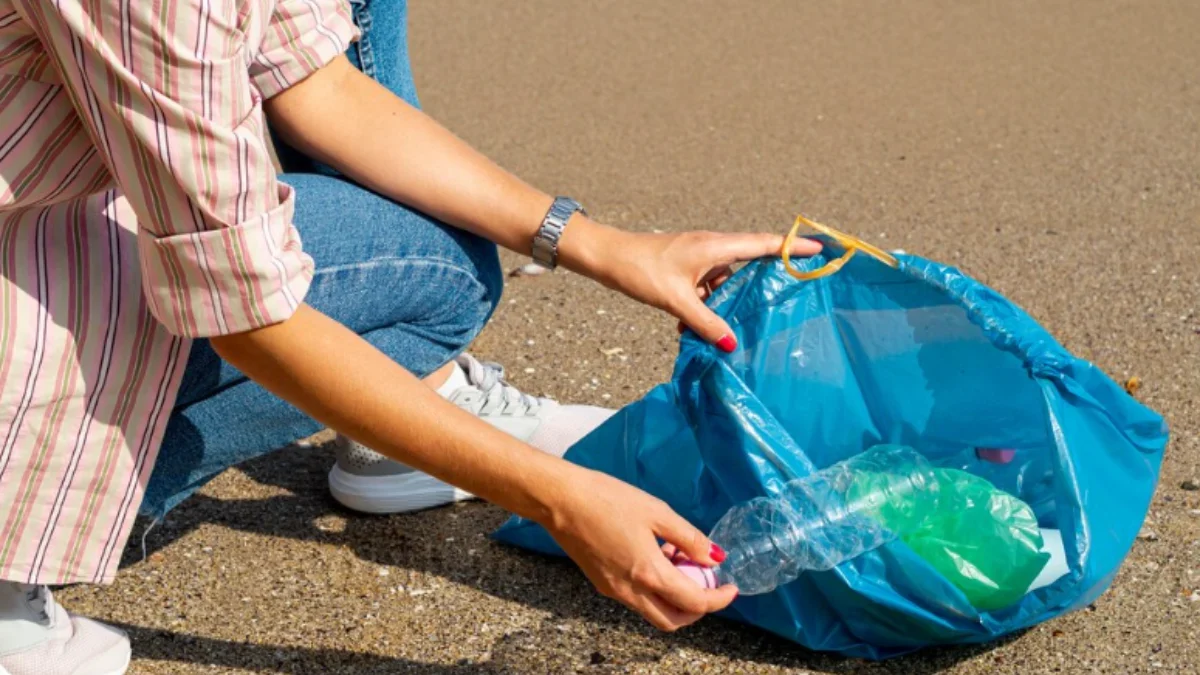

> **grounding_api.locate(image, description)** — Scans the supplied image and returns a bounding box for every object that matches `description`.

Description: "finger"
[639,593,704,632]
[653,505,723,567]
[705,267,733,291]
[697,265,731,298]
[660,543,695,564]
[700,264,732,285]
[619,588,698,632]
[661,543,682,561]
[650,552,739,615]
[673,294,737,352]
[706,233,822,265]
[786,235,824,257]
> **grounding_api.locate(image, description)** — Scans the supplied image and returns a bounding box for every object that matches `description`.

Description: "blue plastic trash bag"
[493,224,1168,659]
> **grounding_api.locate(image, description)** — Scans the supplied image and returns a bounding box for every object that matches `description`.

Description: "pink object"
[675,560,720,589]
[976,448,1017,464]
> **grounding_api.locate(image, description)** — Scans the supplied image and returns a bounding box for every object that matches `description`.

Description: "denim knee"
[279,171,507,371]
[425,236,503,359]
[473,243,504,328]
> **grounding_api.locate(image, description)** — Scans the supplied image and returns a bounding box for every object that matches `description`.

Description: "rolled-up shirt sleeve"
[18,0,355,337]
[251,0,360,99]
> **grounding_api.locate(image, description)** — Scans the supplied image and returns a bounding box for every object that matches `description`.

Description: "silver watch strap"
[532,197,585,269]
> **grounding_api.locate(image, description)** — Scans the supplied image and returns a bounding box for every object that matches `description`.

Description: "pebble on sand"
[509,263,548,277]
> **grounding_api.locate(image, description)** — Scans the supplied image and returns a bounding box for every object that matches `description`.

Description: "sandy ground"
[59,1,1199,672]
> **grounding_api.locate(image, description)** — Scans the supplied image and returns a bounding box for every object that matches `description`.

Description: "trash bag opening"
[725,268,1061,513]
[703,266,1080,612]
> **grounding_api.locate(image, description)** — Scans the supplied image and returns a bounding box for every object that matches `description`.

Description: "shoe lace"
[459,354,541,416]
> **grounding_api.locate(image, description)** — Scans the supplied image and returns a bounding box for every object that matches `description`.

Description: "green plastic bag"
[850,467,1050,611]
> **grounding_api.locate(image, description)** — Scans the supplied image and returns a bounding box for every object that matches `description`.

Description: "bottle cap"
[976,447,1016,464]
[674,560,720,589]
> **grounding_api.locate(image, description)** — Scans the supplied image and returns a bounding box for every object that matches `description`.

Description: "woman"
[0,0,819,671]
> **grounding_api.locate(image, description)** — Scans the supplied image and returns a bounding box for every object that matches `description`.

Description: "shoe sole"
[328,465,476,514]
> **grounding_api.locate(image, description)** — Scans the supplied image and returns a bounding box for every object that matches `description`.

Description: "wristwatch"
[531,196,586,270]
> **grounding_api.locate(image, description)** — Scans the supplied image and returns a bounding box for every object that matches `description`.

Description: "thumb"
[675,294,738,353]
[655,506,726,568]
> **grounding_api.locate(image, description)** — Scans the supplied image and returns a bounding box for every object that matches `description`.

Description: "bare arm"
[214,55,825,631]
[264,56,562,261]
[264,57,821,346]
[210,305,736,631]
[211,305,562,522]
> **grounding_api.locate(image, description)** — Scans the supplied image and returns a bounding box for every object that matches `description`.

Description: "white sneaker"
[328,353,613,514]
[0,582,130,675]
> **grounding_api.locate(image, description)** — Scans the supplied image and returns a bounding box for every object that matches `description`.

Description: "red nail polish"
[716,334,737,353]
[710,543,727,563]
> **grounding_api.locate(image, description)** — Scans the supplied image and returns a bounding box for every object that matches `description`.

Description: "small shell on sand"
[509,263,548,277]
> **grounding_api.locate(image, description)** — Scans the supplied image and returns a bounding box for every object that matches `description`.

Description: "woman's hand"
[214,308,728,631]
[559,218,822,351]
[543,466,738,631]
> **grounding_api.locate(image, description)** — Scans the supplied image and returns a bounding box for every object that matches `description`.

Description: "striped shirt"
[0,0,357,585]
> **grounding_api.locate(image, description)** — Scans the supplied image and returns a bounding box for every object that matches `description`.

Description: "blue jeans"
[140,0,502,517]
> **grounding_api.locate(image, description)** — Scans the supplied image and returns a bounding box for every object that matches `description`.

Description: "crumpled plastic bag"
[851,467,1050,610]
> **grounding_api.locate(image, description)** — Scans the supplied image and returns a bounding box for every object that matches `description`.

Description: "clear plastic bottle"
[683,444,941,595]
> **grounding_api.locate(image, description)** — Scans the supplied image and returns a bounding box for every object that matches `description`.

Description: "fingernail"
[710,543,727,563]
[716,334,737,353]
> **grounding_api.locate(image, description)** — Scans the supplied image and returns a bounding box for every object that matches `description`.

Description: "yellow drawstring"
[781,214,899,280]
